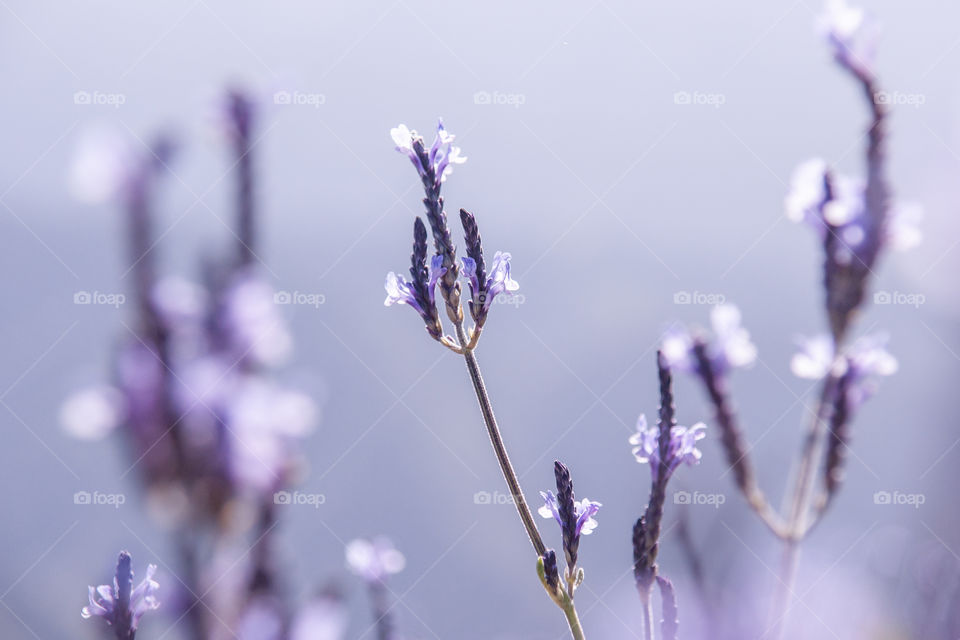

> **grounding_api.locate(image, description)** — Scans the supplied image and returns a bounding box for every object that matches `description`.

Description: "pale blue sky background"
[0,1,958,638]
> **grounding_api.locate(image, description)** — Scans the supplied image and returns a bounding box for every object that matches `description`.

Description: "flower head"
[390,120,466,187]
[630,414,706,480]
[82,551,160,636]
[346,538,405,584]
[791,333,896,408]
[538,491,602,538]
[663,304,756,377]
[538,461,600,574]
[816,0,880,77]
[461,250,518,321]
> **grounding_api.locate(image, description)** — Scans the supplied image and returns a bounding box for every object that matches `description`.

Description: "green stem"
[561,599,587,640]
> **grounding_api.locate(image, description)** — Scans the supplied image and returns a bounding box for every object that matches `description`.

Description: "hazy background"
[1,1,958,638]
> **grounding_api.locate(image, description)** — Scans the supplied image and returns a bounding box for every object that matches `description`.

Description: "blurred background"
[0,0,957,638]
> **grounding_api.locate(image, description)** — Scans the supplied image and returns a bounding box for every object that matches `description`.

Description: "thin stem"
[454,322,546,557]
[561,599,587,640]
[769,370,837,638]
[641,592,655,640]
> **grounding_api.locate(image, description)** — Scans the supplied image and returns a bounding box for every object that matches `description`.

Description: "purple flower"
[538,491,601,537]
[461,251,518,314]
[816,0,880,77]
[291,595,347,640]
[630,414,706,480]
[384,255,446,317]
[82,551,160,637]
[346,538,405,584]
[662,304,756,376]
[390,120,466,187]
[791,333,896,409]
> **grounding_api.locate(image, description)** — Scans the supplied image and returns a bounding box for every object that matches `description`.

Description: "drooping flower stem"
[454,322,546,558]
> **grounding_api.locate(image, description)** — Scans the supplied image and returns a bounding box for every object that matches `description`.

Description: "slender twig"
[454,322,546,557]
[769,366,839,638]
[641,592,655,640]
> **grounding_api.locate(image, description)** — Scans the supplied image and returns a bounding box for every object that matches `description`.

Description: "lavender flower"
[538,462,600,575]
[81,551,159,639]
[791,332,896,408]
[633,353,706,602]
[384,218,445,340]
[391,120,466,187]
[346,537,405,584]
[630,414,706,481]
[816,0,880,78]
[662,304,756,376]
[461,251,518,322]
[390,120,464,320]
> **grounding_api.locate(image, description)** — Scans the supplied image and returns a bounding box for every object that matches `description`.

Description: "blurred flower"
[791,333,896,408]
[785,157,829,229]
[68,126,136,204]
[81,551,159,635]
[60,385,124,440]
[662,304,756,376]
[291,595,347,640]
[816,0,880,76]
[226,376,317,493]
[346,538,405,583]
[236,596,283,640]
[222,272,292,367]
[791,334,836,380]
[630,414,706,480]
[538,491,601,537]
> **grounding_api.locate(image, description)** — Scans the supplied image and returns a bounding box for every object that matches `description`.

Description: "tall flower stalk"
[662,2,917,637]
[385,121,587,639]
